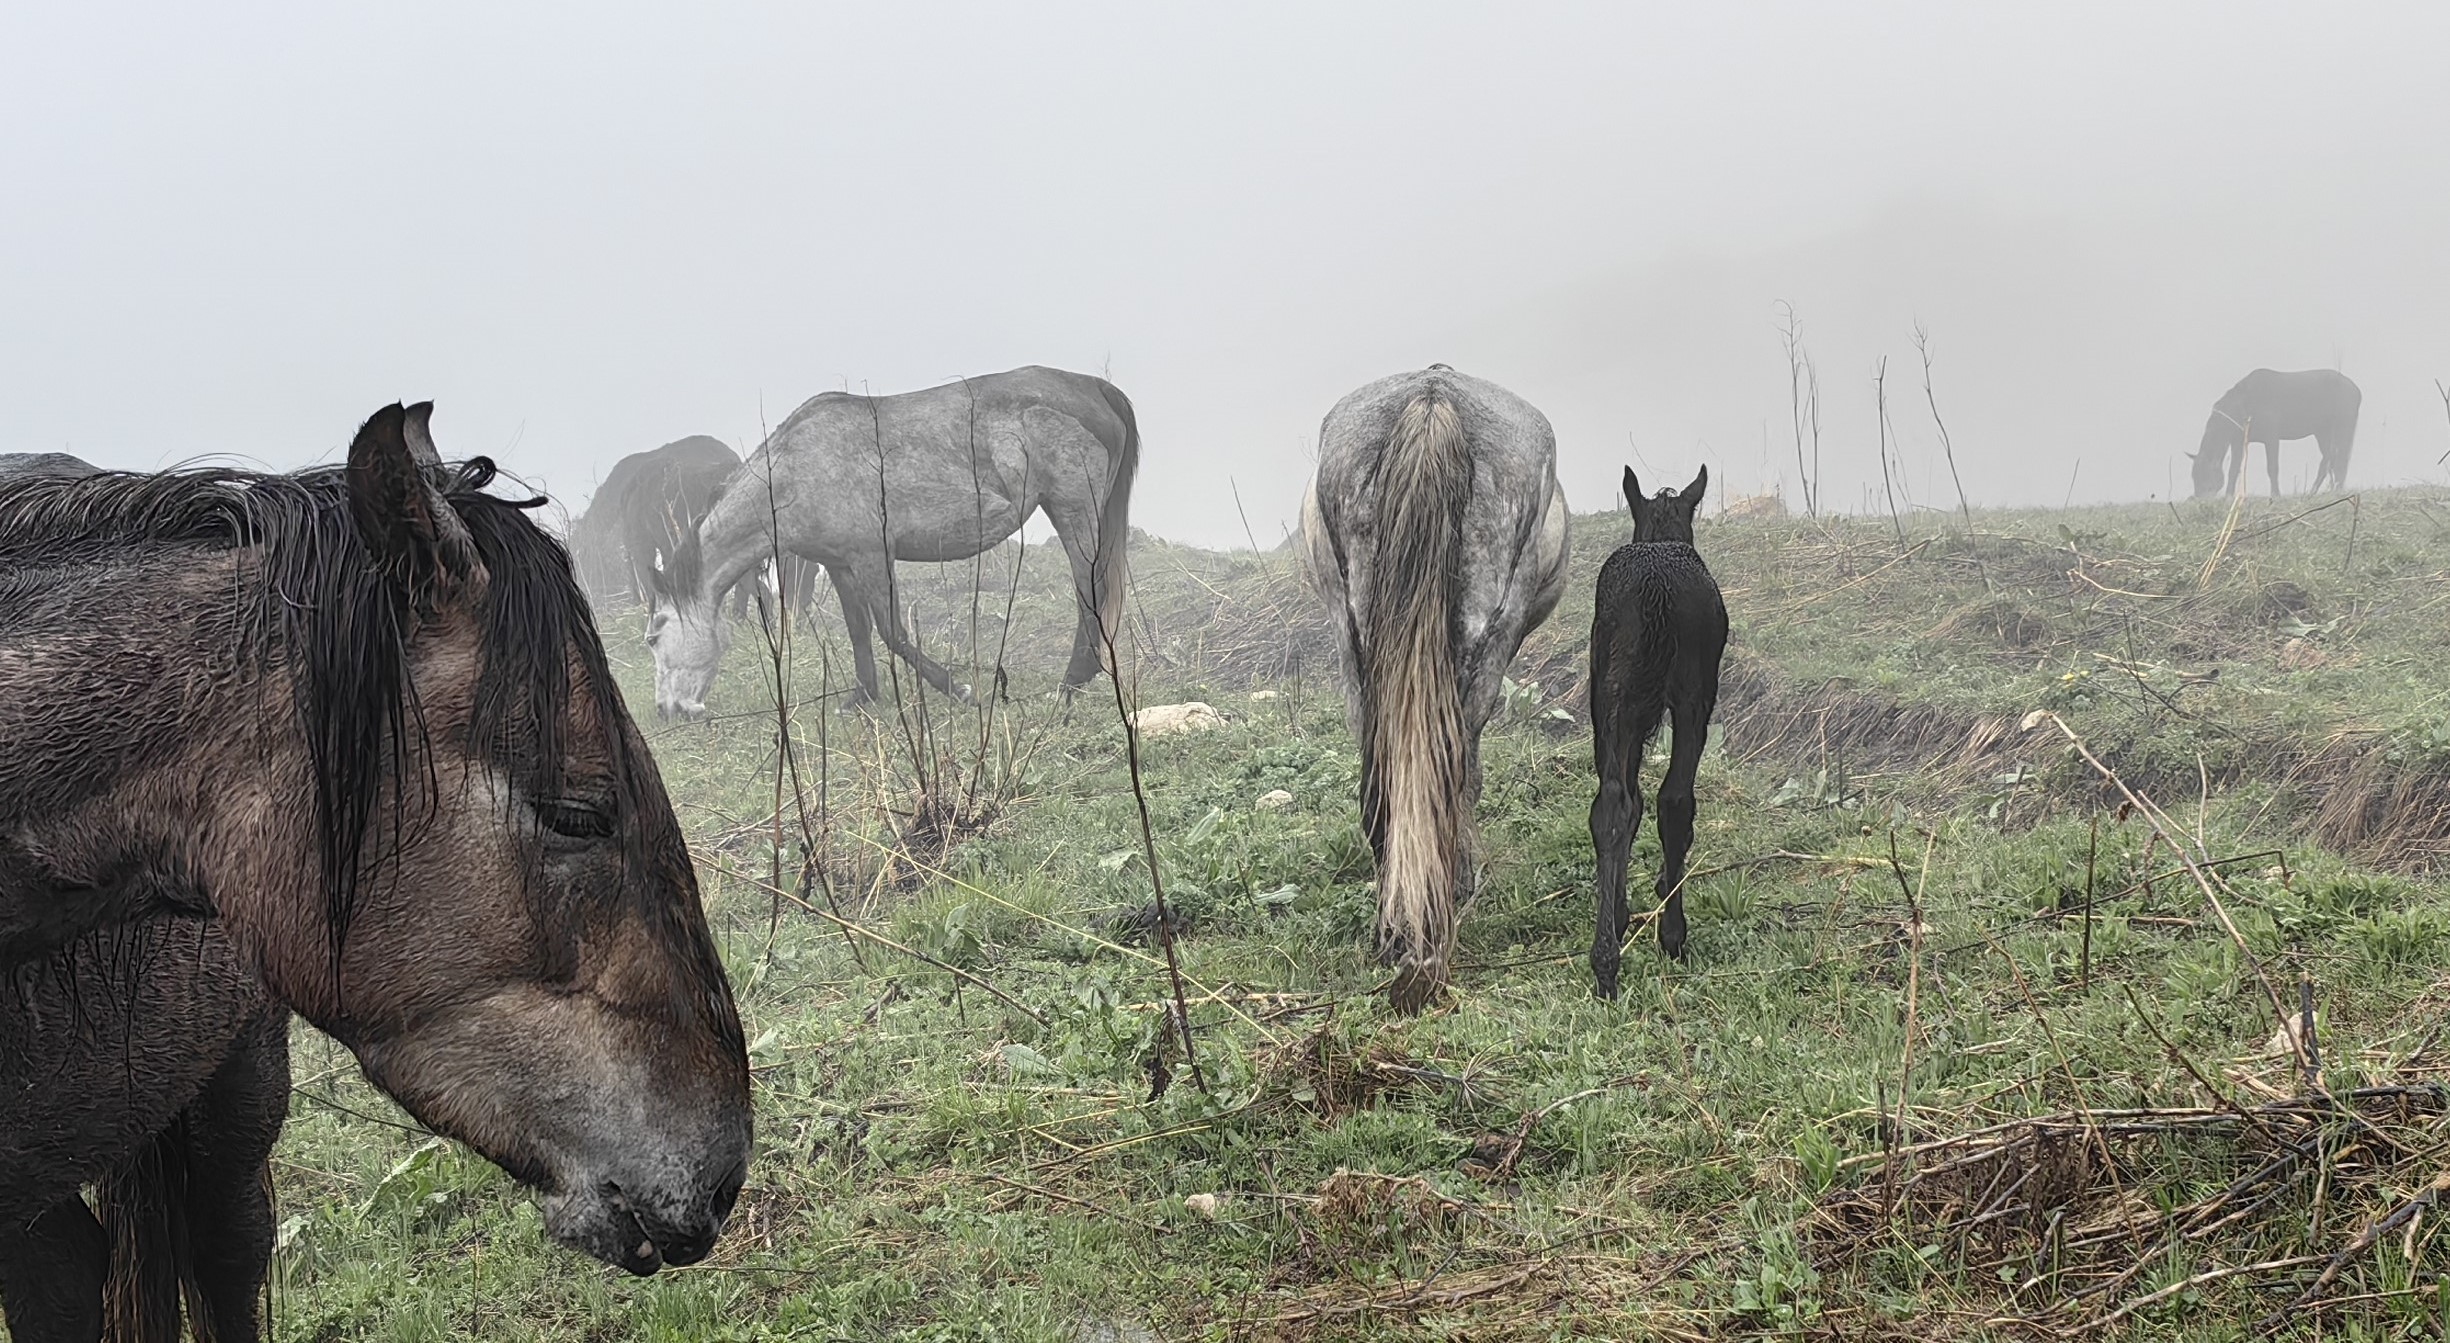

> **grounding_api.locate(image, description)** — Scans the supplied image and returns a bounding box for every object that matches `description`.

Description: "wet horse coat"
[0,451,290,1342]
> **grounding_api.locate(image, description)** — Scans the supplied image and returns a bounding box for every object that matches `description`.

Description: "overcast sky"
[6,3,2447,546]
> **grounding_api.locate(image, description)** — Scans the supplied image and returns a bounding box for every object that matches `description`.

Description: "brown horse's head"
[253,404,752,1274]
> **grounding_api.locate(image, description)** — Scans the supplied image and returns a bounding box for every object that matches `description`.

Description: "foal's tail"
[96,1122,192,1343]
[1086,379,1142,679]
[1362,392,1473,1014]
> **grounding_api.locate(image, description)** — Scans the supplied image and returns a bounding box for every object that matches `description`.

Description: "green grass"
[233,490,2450,1338]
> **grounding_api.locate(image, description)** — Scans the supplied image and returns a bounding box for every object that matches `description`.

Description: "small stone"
[1255,789,1294,811]
[1249,689,1281,702]
[1183,1192,1221,1219]
[1131,702,1226,738]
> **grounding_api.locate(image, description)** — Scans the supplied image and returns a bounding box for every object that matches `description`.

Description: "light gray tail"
[1087,381,1140,678]
[1359,393,1472,1014]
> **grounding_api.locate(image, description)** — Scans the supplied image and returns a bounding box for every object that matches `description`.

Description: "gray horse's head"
[645,531,731,719]
[1624,464,1707,543]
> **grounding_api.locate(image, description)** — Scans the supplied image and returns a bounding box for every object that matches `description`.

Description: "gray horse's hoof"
[836,689,878,717]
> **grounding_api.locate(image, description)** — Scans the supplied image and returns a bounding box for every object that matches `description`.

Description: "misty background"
[5,3,2447,548]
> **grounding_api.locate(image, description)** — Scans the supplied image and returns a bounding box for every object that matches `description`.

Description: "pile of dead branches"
[1812,1082,2450,1332]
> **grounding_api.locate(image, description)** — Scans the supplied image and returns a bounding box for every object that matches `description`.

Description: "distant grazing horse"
[569,435,816,617]
[0,404,750,1276]
[1586,467,1729,999]
[2190,368,2361,498]
[1299,366,1571,1013]
[3,921,287,1343]
[649,366,1140,716]
[0,449,289,1343]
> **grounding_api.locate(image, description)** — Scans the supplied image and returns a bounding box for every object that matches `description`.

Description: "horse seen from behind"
[1587,466,1728,999]
[2189,368,2361,498]
[0,404,750,1284]
[1299,366,1571,1014]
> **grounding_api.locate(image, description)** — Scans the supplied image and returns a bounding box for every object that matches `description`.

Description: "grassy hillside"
[233,488,2450,1340]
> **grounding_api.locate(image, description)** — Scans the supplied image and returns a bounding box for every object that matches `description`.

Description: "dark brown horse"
[3,920,288,1343]
[0,404,750,1277]
[2189,368,2361,498]
[0,449,291,1343]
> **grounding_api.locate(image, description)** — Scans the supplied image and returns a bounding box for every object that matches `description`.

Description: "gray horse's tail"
[1361,392,1472,1015]
[1087,380,1141,679]
[96,1122,191,1343]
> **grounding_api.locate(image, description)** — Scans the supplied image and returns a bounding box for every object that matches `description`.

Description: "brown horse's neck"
[0,546,322,990]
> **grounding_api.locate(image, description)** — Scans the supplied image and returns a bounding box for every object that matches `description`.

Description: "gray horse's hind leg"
[1046,504,1112,691]
[827,567,881,713]
[0,1196,107,1341]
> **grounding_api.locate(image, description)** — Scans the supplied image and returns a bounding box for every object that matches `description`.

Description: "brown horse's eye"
[535,798,616,840]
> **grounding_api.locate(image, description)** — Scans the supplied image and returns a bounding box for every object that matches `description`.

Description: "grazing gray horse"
[649,366,1140,716]
[2190,368,2361,498]
[1299,366,1571,1014]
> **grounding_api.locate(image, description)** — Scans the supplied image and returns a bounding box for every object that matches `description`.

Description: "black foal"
[1587,465,1728,998]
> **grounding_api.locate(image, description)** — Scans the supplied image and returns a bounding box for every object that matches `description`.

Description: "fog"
[5,3,2446,546]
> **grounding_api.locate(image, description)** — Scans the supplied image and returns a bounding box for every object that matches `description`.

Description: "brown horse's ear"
[1679,464,1709,513]
[348,402,483,600]
[1622,466,1643,512]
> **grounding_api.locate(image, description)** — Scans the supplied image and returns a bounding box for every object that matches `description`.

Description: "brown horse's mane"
[0,459,642,964]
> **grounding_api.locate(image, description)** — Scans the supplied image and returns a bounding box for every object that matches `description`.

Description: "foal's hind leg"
[1654,684,1718,961]
[0,1196,106,1342]
[1588,646,1657,999]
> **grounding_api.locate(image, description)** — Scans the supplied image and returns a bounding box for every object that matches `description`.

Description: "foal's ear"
[1622,466,1643,512]
[347,402,484,600]
[1678,465,1709,513]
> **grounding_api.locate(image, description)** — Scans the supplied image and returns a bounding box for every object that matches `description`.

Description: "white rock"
[1131,702,1226,739]
[1183,1192,1222,1219]
[1255,789,1294,811]
[1249,689,1281,702]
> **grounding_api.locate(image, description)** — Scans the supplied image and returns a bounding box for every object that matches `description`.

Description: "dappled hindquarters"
[260,488,2450,1340]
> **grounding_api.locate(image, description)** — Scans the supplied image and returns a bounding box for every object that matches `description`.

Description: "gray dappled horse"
[0,406,749,1280]
[1587,468,1729,1000]
[2190,369,2361,498]
[647,366,1139,716]
[0,447,291,1343]
[569,435,816,618]
[1299,366,1571,1014]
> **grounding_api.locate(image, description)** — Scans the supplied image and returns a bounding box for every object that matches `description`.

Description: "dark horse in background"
[0,406,751,1302]
[2190,368,2361,498]
[0,450,290,1343]
[568,435,814,616]
[1299,366,1571,1013]
[1587,467,1728,1000]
